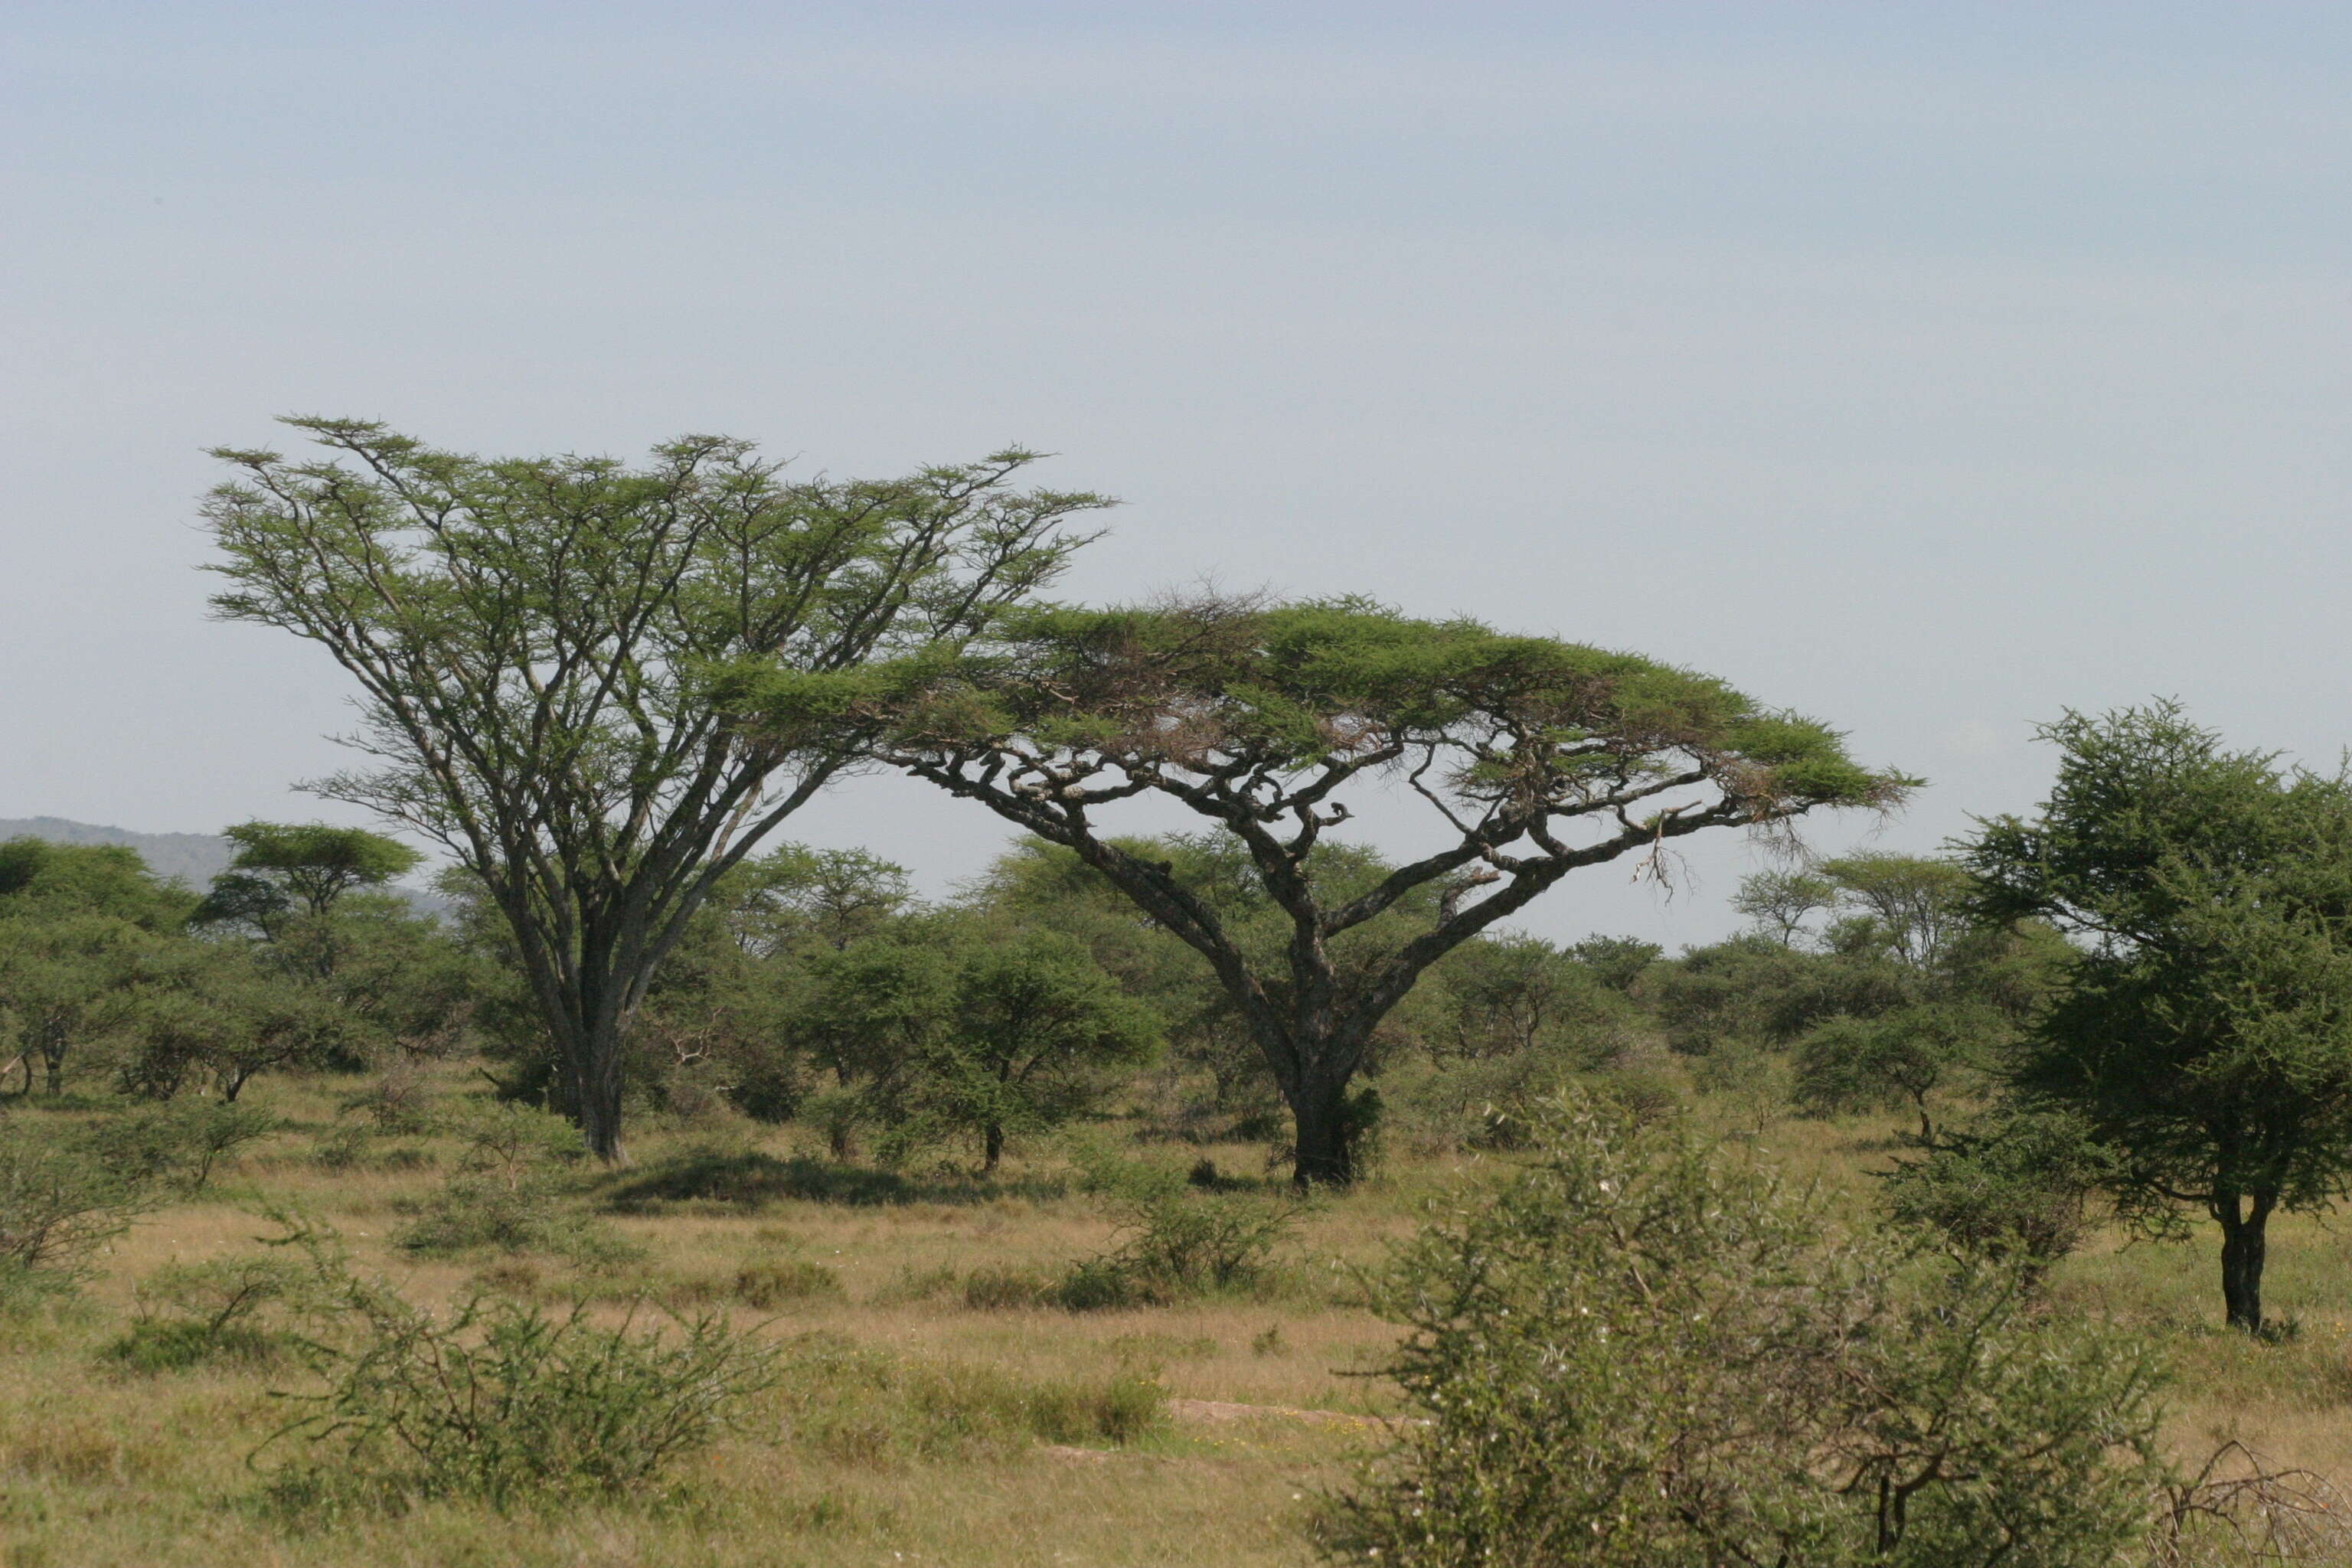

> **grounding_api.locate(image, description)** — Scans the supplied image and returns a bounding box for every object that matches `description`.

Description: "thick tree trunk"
[1286,1073,1354,1191]
[983,1122,1004,1174]
[570,1014,631,1166]
[2216,1189,2275,1334]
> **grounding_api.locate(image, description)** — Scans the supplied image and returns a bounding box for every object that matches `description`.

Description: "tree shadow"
[598,1150,1065,1213]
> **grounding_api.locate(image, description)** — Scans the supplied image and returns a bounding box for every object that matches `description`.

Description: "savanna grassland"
[6,1064,2351,1568]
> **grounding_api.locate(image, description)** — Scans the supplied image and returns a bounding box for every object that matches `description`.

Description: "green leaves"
[1317,1096,2167,1568]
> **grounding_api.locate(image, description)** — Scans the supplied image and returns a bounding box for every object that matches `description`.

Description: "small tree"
[935,929,1161,1171]
[748,594,1906,1184]
[1790,1001,1997,1142]
[1965,703,2352,1333]
[207,822,422,923]
[792,923,1159,1170]
[1732,866,1836,946]
[205,420,1102,1161]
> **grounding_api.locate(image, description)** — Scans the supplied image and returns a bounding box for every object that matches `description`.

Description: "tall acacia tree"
[204,419,1104,1161]
[738,594,1907,1184]
[1966,704,2352,1334]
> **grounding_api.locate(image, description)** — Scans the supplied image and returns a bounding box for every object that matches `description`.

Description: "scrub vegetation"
[5,424,2347,1563]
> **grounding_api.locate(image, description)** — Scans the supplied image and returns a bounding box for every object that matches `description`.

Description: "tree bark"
[1286,1073,1354,1190]
[570,1015,631,1166]
[983,1122,1004,1174]
[2216,1187,2275,1334]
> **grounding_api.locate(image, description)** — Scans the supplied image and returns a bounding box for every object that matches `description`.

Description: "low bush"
[1313,1093,2167,1568]
[731,1257,844,1308]
[1057,1153,1298,1308]
[1880,1109,2118,1279]
[105,1253,315,1373]
[0,1129,155,1308]
[261,1292,780,1513]
[394,1174,642,1267]
[77,1100,283,1192]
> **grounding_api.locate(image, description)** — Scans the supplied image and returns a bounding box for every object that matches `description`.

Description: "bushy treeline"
[0,815,2050,1181]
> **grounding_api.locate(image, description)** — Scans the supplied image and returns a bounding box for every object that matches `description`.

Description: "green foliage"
[793,590,1908,1187]
[263,1290,779,1512]
[1789,1001,1998,1141]
[210,822,423,921]
[1315,1095,2167,1568]
[78,1099,284,1191]
[0,1127,155,1302]
[792,920,1160,1169]
[1964,703,2352,1330]
[106,1253,317,1373]
[1058,1152,1298,1308]
[394,1172,639,1266]
[0,838,192,930]
[1881,1109,2118,1277]
[207,420,1103,1164]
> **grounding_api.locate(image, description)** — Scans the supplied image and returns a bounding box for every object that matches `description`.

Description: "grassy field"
[5,1070,2351,1567]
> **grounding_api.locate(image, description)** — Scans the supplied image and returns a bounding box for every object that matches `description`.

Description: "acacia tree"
[204,419,1103,1161]
[743,595,1906,1185]
[1966,703,2352,1334]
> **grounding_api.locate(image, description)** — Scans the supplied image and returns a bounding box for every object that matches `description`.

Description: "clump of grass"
[732,1257,844,1309]
[1051,1151,1300,1310]
[769,1334,1165,1464]
[961,1266,1053,1311]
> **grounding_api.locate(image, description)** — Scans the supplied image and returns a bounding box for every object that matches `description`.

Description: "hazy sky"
[7,2,2350,948]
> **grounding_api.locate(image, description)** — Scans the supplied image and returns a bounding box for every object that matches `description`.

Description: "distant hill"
[0,817,234,889]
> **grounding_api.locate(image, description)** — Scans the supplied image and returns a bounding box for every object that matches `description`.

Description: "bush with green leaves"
[1313,1095,2167,1568]
[77,1099,283,1192]
[0,1128,155,1307]
[1880,1109,2118,1279]
[1057,1152,1298,1308]
[394,1172,640,1267]
[263,1287,780,1512]
[106,1253,317,1372]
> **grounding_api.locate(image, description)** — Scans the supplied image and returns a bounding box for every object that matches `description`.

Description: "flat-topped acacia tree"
[737,594,1910,1185]
[204,419,1105,1162]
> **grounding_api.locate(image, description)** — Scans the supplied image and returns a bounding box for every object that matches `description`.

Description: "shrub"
[0,1130,155,1305]
[1880,1109,2118,1279]
[337,1060,439,1134]
[395,1174,641,1266]
[262,1292,779,1511]
[1058,1153,1298,1308]
[106,1253,315,1372]
[77,1100,283,1192]
[1312,1093,2167,1568]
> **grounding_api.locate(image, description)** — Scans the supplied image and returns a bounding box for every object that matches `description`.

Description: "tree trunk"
[571,1015,630,1166]
[2216,1188,2275,1334]
[1287,1073,1354,1191]
[983,1122,1004,1174]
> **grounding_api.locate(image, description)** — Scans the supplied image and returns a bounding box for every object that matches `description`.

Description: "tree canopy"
[737,593,1908,1184]
[1963,702,2352,1332]
[204,420,1105,1161]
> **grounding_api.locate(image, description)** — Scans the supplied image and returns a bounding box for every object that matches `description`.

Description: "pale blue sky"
[6,3,2350,946]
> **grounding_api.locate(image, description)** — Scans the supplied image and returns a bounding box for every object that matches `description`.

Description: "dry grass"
[7,1070,2351,1565]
